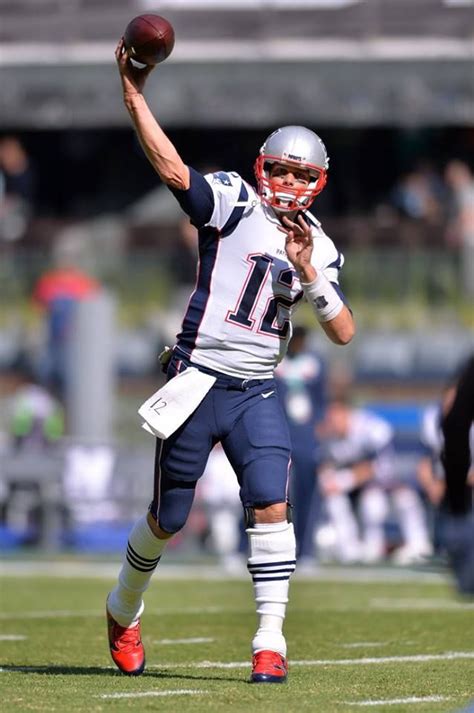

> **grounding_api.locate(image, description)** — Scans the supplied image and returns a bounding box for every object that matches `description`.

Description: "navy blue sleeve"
[168,167,214,228]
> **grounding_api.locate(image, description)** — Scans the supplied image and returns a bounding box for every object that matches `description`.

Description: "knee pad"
[155,474,197,534]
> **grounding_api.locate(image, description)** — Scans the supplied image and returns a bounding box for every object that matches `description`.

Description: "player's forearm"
[319,305,355,345]
[300,269,354,345]
[124,93,190,189]
[352,460,374,485]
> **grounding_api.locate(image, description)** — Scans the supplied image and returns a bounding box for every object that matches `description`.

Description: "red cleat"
[106,608,145,675]
[250,650,288,683]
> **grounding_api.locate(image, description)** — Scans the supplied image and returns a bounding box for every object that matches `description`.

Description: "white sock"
[392,487,432,553]
[359,488,389,562]
[107,515,169,627]
[247,520,296,657]
[210,507,240,558]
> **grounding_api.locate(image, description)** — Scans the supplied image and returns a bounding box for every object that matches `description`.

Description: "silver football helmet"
[254,126,329,212]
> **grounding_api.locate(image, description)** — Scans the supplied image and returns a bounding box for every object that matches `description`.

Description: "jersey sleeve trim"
[220,181,249,237]
[169,167,215,228]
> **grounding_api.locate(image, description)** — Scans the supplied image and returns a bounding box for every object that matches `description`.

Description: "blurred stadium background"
[0,0,473,558]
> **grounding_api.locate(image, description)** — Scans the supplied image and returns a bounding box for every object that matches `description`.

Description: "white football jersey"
[176,171,344,378]
[325,409,395,484]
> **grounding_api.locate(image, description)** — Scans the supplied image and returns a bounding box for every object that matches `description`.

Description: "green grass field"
[0,565,473,712]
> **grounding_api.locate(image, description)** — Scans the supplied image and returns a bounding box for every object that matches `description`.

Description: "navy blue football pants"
[149,356,292,534]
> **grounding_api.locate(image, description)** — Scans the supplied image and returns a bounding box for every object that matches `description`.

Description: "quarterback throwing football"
[107,38,355,683]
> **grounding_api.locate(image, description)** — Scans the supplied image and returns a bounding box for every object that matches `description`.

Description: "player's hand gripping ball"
[124,14,175,66]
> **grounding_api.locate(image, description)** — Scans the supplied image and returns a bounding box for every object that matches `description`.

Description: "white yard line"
[154,637,215,645]
[0,665,113,673]
[0,635,27,641]
[340,642,387,648]
[371,598,474,610]
[2,652,474,676]
[97,689,207,700]
[147,651,474,670]
[0,610,100,620]
[7,597,470,621]
[0,606,227,620]
[0,560,448,583]
[346,695,451,706]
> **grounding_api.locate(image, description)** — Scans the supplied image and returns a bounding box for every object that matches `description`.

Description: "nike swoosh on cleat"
[261,391,275,399]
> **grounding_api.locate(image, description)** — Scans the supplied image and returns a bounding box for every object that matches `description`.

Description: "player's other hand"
[279,215,314,276]
[115,37,155,96]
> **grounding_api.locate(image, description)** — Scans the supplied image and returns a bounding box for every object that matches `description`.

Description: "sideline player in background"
[275,326,327,568]
[319,399,432,564]
[441,355,474,594]
[107,39,355,683]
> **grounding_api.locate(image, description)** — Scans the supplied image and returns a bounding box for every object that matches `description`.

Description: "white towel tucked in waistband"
[138,367,216,439]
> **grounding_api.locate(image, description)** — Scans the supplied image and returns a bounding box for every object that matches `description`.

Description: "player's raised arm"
[115,38,190,190]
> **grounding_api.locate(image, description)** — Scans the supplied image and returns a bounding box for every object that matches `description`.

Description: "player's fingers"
[115,37,125,60]
[297,215,311,236]
[282,216,296,230]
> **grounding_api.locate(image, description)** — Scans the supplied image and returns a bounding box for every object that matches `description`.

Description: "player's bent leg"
[358,487,389,563]
[247,502,295,683]
[107,472,198,674]
[325,493,362,563]
[107,513,168,675]
[391,486,433,563]
[222,392,293,682]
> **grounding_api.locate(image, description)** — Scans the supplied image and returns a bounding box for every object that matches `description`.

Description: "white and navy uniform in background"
[420,405,446,482]
[150,168,348,533]
[321,409,394,563]
[275,351,327,559]
[421,404,474,482]
[324,409,395,487]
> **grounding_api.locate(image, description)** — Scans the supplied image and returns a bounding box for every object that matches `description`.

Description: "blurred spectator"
[169,216,198,287]
[444,160,474,298]
[418,388,455,508]
[275,326,327,568]
[390,164,444,250]
[8,361,64,451]
[62,444,118,526]
[2,362,64,545]
[417,387,454,555]
[318,399,433,564]
[196,443,245,573]
[32,235,100,398]
[0,135,35,243]
[391,166,443,226]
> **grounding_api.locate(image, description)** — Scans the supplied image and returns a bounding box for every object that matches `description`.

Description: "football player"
[319,399,433,565]
[441,355,474,594]
[106,38,355,683]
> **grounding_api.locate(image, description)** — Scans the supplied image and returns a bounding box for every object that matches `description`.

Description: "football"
[123,14,175,66]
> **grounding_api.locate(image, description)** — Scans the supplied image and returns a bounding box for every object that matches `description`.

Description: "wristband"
[301,272,343,322]
[335,468,357,492]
